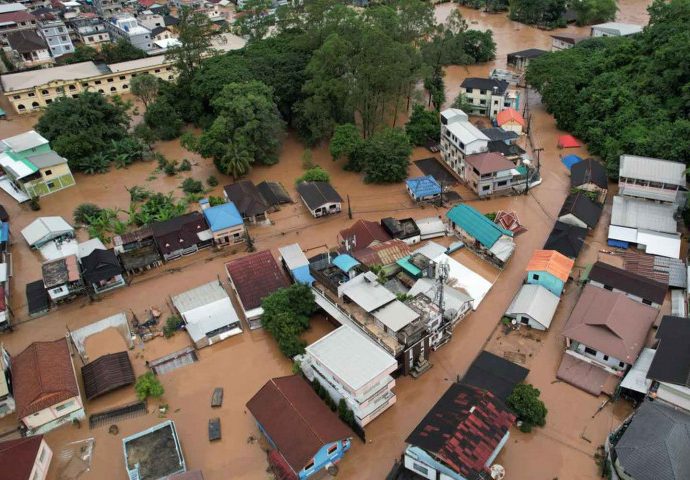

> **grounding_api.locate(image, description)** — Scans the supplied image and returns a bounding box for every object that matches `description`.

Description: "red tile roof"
[496,108,526,128]
[0,11,36,24]
[525,249,574,282]
[465,152,515,175]
[338,219,391,249]
[247,376,352,474]
[0,435,44,480]
[406,383,515,478]
[12,338,80,419]
[225,250,289,311]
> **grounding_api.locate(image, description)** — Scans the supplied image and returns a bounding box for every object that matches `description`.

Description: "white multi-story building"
[38,19,73,57]
[299,325,397,427]
[459,77,519,119]
[439,108,490,178]
[69,17,111,48]
[92,0,126,16]
[107,13,153,52]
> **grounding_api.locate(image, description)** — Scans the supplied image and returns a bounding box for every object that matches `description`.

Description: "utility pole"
[347,195,352,219]
[534,147,544,174]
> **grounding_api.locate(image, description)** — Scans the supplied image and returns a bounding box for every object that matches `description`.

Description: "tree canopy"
[261,284,318,358]
[100,38,148,63]
[526,0,690,175]
[361,127,412,183]
[509,0,567,28]
[131,73,160,109]
[572,0,617,26]
[406,104,441,146]
[507,383,547,432]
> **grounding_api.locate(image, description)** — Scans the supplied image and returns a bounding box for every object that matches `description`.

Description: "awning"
[558,135,582,148]
[291,265,315,285]
[561,154,583,170]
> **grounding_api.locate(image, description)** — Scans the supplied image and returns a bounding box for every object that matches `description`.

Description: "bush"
[74,203,103,225]
[296,166,330,184]
[163,315,184,338]
[181,178,204,194]
[178,159,192,171]
[163,160,178,176]
[208,195,225,207]
[206,175,219,187]
[507,383,547,431]
[29,196,40,211]
[262,284,317,358]
[135,372,165,400]
[301,149,314,169]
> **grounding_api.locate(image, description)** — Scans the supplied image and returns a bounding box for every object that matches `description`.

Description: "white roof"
[435,253,492,310]
[1,130,49,152]
[306,325,397,391]
[39,237,79,261]
[0,62,105,92]
[414,241,447,261]
[592,23,643,35]
[619,155,686,187]
[0,151,34,179]
[0,3,26,14]
[172,281,240,343]
[445,116,490,146]
[441,108,468,123]
[78,238,106,258]
[339,272,396,312]
[637,230,681,259]
[278,243,309,271]
[372,300,419,332]
[107,55,169,73]
[505,284,560,329]
[415,217,446,237]
[672,289,686,317]
[0,263,7,283]
[154,38,182,49]
[610,196,678,233]
[408,277,472,314]
[21,216,73,247]
[620,347,655,394]
[489,236,516,263]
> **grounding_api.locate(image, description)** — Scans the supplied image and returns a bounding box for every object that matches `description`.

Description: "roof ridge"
[273,378,329,445]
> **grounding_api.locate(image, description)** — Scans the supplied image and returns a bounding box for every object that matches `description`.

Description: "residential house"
[646,316,690,412]
[505,284,559,330]
[0,10,37,45]
[136,12,166,30]
[562,284,657,373]
[0,435,52,480]
[150,25,175,43]
[296,181,342,218]
[380,218,421,245]
[459,77,518,119]
[256,181,292,207]
[403,383,515,480]
[446,204,515,268]
[487,140,526,161]
[352,239,411,277]
[587,261,666,309]
[608,195,680,258]
[439,108,490,177]
[80,248,126,295]
[591,22,643,37]
[171,280,243,348]
[151,211,213,261]
[225,250,290,329]
[506,48,547,71]
[525,249,574,296]
[0,130,75,199]
[463,151,522,197]
[495,107,526,135]
[278,243,315,285]
[299,325,398,427]
[480,127,519,144]
[570,158,607,201]
[308,252,361,293]
[550,34,586,51]
[407,277,473,331]
[609,400,690,480]
[68,17,110,48]
[92,0,126,16]
[106,14,153,51]
[21,216,73,249]
[0,348,14,417]
[618,154,686,208]
[113,227,163,274]
[557,191,602,229]
[543,221,587,259]
[81,351,135,401]
[38,18,73,57]
[405,176,441,202]
[12,338,84,434]
[337,219,391,250]
[247,375,352,480]
[462,351,529,402]
[41,254,83,302]
[414,216,445,240]
[5,29,53,69]
[223,180,270,224]
[201,200,246,246]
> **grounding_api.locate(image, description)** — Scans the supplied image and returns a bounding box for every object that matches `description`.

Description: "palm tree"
[218,144,252,179]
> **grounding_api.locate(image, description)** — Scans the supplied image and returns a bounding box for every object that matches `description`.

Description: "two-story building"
[106,14,153,51]
[618,154,687,209]
[201,200,246,246]
[92,0,127,17]
[0,9,37,45]
[5,29,53,69]
[0,435,53,480]
[458,77,519,119]
[68,17,111,48]
[38,19,73,57]
[439,108,489,178]
[587,261,667,309]
[463,151,522,197]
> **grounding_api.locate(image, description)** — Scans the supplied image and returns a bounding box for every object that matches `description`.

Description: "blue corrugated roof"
[446,204,513,248]
[0,223,7,243]
[561,154,583,170]
[203,202,243,232]
[332,254,360,273]
[406,175,442,200]
[291,265,315,285]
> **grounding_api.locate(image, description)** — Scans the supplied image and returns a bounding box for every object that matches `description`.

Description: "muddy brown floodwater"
[0,2,654,479]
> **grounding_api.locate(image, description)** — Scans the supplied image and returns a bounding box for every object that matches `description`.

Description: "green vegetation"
[206,175,219,187]
[572,0,617,26]
[73,203,103,226]
[406,105,440,146]
[178,159,192,172]
[130,73,160,109]
[261,284,318,358]
[509,0,567,28]
[163,315,184,338]
[330,124,364,162]
[144,96,184,141]
[456,0,509,12]
[100,38,148,64]
[527,0,690,175]
[128,193,188,226]
[297,166,330,184]
[135,372,165,400]
[181,178,204,194]
[420,9,496,66]
[451,92,474,112]
[361,128,412,183]
[507,383,548,432]
[234,0,274,41]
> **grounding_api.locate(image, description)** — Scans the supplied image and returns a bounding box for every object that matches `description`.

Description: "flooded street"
[0,2,655,479]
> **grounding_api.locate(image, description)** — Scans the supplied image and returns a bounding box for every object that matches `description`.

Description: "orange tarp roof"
[496,108,526,128]
[525,249,574,282]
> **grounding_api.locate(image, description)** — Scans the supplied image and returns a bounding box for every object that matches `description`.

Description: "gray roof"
[171,281,240,343]
[610,196,678,233]
[619,155,686,187]
[340,272,396,312]
[614,400,690,480]
[21,216,73,247]
[505,284,559,329]
[592,22,643,36]
[26,150,67,169]
[372,300,419,332]
[1,130,48,152]
[408,277,473,315]
[0,61,105,92]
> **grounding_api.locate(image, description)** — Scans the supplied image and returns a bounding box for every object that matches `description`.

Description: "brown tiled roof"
[246,375,351,474]
[338,219,391,249]
[151,212,209,256]
[465,152,515,175]
[526,249,574,282]
[81,352,135,400]
[12,338,79,419]
[0,11,36,24]
[225,250,289,311]
[114,226,153,247]
[562,285,657,363]
[588,261,666,305]
[6,30,47,53]
[0,435,44,480]
[352,239,410,267]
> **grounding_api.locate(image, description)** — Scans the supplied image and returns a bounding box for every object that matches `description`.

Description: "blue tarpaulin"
[561,154,583,170]
[332,254,360,273]
[607,239,629,249]
[0,223,8,243]
[291,265,315,285]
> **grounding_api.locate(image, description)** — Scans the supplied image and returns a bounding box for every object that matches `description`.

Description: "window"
[532,274,540,280]
[328,444,338,455]
[107,78,114,83]
[154,69,160,73]
[122,84,128,89]
[82,82,89,87]
[465,88,472,94]
[41,89,49,95]
[45,169,52,176]
[110,87,117,92]
[497,180,507,186]
[55,400,75,412]
[39,446,47,463]
[28,92,35,97]
[47,181,55,189]
[479,99,486,105]
[482,185,490,191]
[17,104,25,111]
[95,80,102,85]
[619,361,625,368]
[46,99,52,104]
[13,95,20,100]
[584,346,597,356]
[303,460,314,471]
[494,99,499,105]
[642,299,652,305]
[61,36,67,41]
[68,85,76,90]
[412,463,429,475]
[603,355,609,361]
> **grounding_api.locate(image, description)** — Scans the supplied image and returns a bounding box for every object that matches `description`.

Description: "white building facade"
[439,108,490,179]
[39,19,73,57]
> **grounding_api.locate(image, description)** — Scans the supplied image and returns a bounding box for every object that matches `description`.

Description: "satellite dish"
[490,464,505,480]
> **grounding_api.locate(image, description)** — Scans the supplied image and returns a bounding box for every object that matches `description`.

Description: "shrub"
[208,195,225,207]
[74,203,102,225]
[163,315,184,338]
[178,158,192,171]
[507,383,547,431]
[206,175,219,187]
[181,178,204,194]
[296,166,330,184]
[163,160,178,176]
[135,372,164,400]
[29,196,41,211]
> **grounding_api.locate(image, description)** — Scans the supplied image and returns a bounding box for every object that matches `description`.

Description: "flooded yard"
[0,1,656,479]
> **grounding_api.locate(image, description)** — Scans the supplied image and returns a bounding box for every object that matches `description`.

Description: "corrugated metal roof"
[405,176,441,199]
[340,272,395,312]
[526,250,574,282]
[372,300,419,332]
[619,155,686,187]
[446,204,513,248]
[278,243,309,271]
[506,284,559,329]
[610,196,678,233]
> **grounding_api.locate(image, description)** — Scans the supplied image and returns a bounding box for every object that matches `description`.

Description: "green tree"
[234,0,274,42]
[509,0,567,28]
[133,122,157,148]
[166,7,214,85]
[329,124,363,161]
[181,177,203,194]
[424,66,445,110]
[507,383,547,432]
[297,166,330,184]
[261,284,318,358]
[406,105,440,146]
[100,38,147,63]
[135,372,165,400]
[144,98,183,140]
[361,127,412,183]
[73,203,103,226]
[572,0,617,26]
[64,44,98,64]
[130,73,160,109]
[451,92,474,112]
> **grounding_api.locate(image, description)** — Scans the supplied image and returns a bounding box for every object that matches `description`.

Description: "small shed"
[278,243,315,285]
[414,217,446,240]
[81,351,135,401]
[561,154,583,170]
[405,176,441,202]
[505,284,560,330]
[557,135,582,149]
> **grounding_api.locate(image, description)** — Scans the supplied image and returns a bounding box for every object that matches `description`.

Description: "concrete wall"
[28,438,53,480]
[21,395,83,431]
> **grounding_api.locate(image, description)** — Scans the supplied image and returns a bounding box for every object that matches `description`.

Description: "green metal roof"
[397,255,422,277]
[446,204,513,248]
